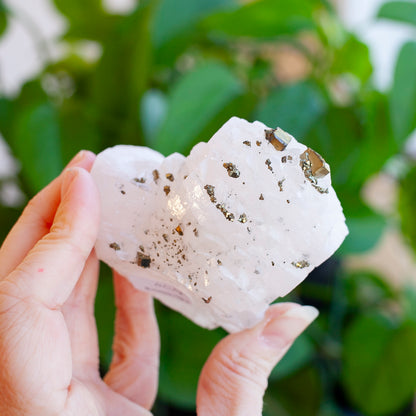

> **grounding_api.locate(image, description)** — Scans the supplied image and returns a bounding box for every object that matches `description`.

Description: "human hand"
[0,151,156,416]
[0,151,318,416]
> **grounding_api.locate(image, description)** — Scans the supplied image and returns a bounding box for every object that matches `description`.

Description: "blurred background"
[0,0,416,415]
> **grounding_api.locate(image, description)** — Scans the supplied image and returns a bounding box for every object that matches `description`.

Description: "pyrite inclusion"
[91,117,348,333]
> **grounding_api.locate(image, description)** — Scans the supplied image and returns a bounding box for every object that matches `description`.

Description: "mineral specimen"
[91,117,348,333]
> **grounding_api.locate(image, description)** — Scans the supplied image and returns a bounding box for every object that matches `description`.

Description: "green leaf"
[153,61,243,155]
[152,0,235,65]
[12,102,63,193]
[401,284,416,324]
[378,1,416,27]
[269,333,315,381]
[0,97,13,139]
[2,82,55,196]
[0,0,7,36]
[398,166,416,254]
[163,89,256,158]
[0,204,20,242]
[182,90,257,155]
[344,271,396,309]
[152,0,234,47]
[95,264,116,369]
[254,82,327,139]
[349,91,396,187]
[53,0,118,41]
[339,213,386,255]
[343,314,416,415]
[59,99,101,163]
[91,1,156,146]
[203,0,316,39]
[9,80,48,113]
[53,0,101,16]
[66,15,121,42]
[265,366,322,416]
[390,41,416,144]
[157,303,225,410]
[331,35,373,82]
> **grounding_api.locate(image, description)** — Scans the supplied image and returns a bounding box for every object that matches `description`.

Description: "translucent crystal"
[91,117,348,333]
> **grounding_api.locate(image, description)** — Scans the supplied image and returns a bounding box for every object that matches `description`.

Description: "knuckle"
[46,228,92,261]
[213,347,269,391]
[23,194,49,226]
[62,237,89,259]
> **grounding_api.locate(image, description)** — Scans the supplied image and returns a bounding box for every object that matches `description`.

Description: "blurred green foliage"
[399,167,416,256]
[0,1,7,36]
[1,0,416,415]
[378,1,416,27]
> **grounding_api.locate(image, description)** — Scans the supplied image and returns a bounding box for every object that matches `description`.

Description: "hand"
[0,151,318,416]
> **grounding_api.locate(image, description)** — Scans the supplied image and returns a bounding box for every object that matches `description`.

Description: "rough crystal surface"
[91,117,348,333]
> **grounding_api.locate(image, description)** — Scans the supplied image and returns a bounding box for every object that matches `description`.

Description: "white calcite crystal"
[91,117,348,333]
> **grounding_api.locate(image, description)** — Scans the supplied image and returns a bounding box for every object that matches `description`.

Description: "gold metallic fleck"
[300,149,329,194]
[291,260,310,269]
[223,162,240,178]
[265,128,292,151]
[109,242,120,251]
[136,251,151,268]
[238,213,248,223]
[216,203,235,221]
[204,184,217,203]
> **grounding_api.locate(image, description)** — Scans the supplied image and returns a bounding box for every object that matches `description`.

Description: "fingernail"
[70,150,87,165]
[261,305,319,348]
[62,167,79,198]
[283,305,319,322]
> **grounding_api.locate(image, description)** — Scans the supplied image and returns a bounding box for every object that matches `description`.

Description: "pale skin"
[0,151,318,416]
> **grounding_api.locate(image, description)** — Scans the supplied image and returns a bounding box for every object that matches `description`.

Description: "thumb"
[6,167,100,309]
[196,303,318,416]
